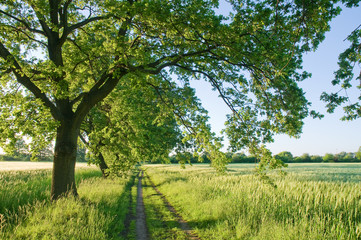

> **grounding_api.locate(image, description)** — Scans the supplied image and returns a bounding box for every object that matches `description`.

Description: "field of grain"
[0,161,95,171]
[1,163,360,239]
[143,163,361,240]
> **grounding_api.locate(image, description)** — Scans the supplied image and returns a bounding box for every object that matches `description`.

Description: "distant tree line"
[229,148,361,163]
[0,139,87,162]
[150,147,361,164]
[3,139,361,165]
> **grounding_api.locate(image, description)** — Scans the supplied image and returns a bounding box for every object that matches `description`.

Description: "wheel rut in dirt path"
[136,170,149,240]
[144,171,201,240]
[120,172,137,239]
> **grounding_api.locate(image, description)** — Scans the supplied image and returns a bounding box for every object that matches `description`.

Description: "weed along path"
[138,169,200,240]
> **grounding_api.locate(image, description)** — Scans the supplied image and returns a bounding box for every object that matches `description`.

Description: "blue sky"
[191,3,361,156]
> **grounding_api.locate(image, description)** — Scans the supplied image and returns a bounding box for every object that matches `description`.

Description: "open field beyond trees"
[0,161,94,171]
[1,163,360,239]
[142,163,361,239]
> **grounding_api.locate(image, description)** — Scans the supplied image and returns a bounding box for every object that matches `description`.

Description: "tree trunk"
[79,132,109,177]
[98,152,109,178]
[51,119,79,200]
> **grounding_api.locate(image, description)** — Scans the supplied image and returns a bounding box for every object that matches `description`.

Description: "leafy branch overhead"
[0,0,357,198]
[321,13,361,120]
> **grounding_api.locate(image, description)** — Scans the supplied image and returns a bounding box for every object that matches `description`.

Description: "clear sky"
[191,3,361,156]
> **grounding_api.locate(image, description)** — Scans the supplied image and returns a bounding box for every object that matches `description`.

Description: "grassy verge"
[144,164,361,240]
[0,168,137,240]
[141,171,188,240]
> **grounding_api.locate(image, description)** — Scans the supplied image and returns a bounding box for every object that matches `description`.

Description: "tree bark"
[79,133,109,178]
[98,152,109,178]
[51,118,80,200]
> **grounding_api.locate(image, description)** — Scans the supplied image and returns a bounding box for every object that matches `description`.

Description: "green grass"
[0,168,137,240]
[141,172,188,240]
[2,163,360,239]
[143,163,361,240]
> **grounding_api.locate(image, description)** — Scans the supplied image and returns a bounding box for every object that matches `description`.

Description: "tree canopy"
[321,2,361,119]
[81,75,188,176]
[0,0,355,199]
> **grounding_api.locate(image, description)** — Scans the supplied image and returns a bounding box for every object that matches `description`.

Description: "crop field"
[1,163,360,239]
[0,161,94,171]
[143,163,361,240]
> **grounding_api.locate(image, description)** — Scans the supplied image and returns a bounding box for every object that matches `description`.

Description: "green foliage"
[323,153,335,162]
[342,0,361,7]
[0,0,356,179]
[160,149,361,165]
[356,146,361,160]
[0,154,30,162]
[310,155,323,162]
[82,76,185,173]
[0,142,53,162]
[275,151,294,163]
[0,90,56,160]
[321,2,361,120]
[33,143,54,162]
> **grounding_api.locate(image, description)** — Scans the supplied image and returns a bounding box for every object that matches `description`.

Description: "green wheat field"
[1,163,360,239]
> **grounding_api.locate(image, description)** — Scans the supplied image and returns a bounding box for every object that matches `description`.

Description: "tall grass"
[144,164,361,240]
[0,170,51,217]
[0,168,136,240]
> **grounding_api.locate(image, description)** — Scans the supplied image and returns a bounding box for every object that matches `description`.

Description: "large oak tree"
[0,0,349,199]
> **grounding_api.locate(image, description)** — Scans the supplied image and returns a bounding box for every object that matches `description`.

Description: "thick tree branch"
[79,132,89,147]
[70,10,133,124]
[59,0,72,43]
[0,42,61,120]
[49,0,60,26]
[74,68,127,126]
[117,15,132,38]
[91,71,113,92]
[59,14,110,46]
[133,46,216,74]
[27,4,52,38]
[38,19,52,38]
[68,15,109,33]
[70,92,86,105]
